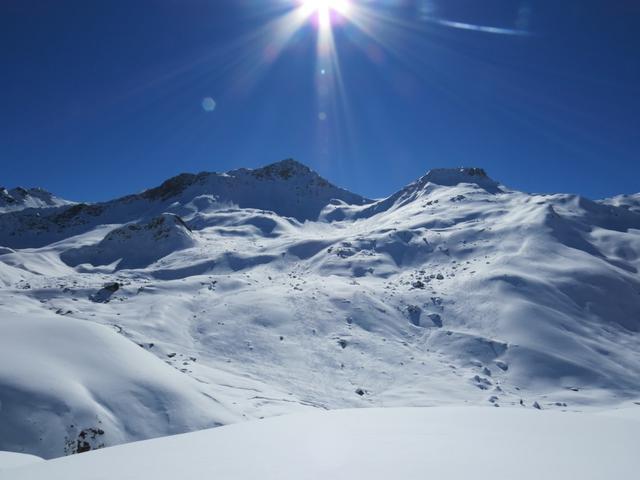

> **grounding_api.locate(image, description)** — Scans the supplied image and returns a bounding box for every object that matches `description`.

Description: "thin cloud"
[434,18,530,36]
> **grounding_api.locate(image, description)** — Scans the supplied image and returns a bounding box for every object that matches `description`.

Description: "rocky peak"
[355,167,500,219]
[132,159,369,221]
[141,173,207,202]
[247,159,314,181]
[405,167,502,195]
[421,168,493,186]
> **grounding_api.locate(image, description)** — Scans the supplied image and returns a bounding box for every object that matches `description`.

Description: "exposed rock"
[427,313,443,327]
[407,305,422,326]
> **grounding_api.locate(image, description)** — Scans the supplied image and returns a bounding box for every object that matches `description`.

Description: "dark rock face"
[141,173,208,202]
[90,282,121,303]
[249,159,313,181]
[103,282,121,293]
[407,305,422,326]
[65,427,105,455]
[463,168,488,177]
[0,188,17,205]
[428,313,443,328]
[53,204,104,224]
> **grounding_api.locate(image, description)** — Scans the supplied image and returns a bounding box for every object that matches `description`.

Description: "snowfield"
[1,159,639,466]
[0,452,43,472]
[3,407,639,480]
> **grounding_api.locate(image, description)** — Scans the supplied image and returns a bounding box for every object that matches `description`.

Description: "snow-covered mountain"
[1,160,639,460]
[0,159,371,248]
[602,193,640,214]
[0,186,73,213]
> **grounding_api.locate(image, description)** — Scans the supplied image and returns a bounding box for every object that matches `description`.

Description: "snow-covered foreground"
[3,406,639,480]
[1,160,639,459]
[0,452,43,471]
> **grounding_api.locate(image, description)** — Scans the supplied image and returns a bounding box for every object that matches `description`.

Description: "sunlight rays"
[188,0,537,163]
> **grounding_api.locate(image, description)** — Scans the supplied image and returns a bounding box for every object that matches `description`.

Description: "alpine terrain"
[1,159,639,473]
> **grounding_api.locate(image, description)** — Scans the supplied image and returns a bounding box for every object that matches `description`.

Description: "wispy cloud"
[434,18,530,36]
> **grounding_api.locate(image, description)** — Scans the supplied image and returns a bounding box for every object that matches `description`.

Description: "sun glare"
[300,0,352,28]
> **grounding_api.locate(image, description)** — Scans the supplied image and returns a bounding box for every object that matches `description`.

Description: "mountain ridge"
[3,161,638,218]
[0,159,372,248]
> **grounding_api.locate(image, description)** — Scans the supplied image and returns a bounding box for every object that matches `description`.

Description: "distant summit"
[0,186,74,213]
[245,159,314,180]
[0,159,372,248]
[412,168,501,193]
[132,158,371,222]
[0,162,508,248]
[421,167,492,186]
[355,167,502,219]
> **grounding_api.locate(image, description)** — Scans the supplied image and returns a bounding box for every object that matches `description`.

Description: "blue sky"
[1,0,638,201]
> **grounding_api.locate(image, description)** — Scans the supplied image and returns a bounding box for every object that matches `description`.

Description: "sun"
[300,0,351,14]
[299,0,352,28]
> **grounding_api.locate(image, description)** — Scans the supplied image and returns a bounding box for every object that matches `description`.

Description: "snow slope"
[0,452,43,471]
[60,213,197,269]
[1,160,639,459]
[0,297,240,458]
[3,407,639,480]
[0,187,74,213]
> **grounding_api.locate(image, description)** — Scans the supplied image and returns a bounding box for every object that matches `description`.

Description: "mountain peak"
[0,186,73,213]
[135,159,369,223]
[422,167,492,185]
[354,167,500,219]
[413,167,501,194]
[246,159,314,181]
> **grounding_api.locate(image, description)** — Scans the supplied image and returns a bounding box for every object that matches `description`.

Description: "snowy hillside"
[1,160,639,460]
[603,193,640,214]
[0,159,370,248]
[3,407,639,480]
[0,298,240,458]
[0,187,73,213]
[61,213,198,270]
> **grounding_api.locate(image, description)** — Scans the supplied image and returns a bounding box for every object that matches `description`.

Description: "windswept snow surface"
[3,407,639,480]
[1,160,639,459]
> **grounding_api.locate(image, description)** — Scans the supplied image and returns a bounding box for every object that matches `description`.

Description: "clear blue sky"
[1,0,638,201]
